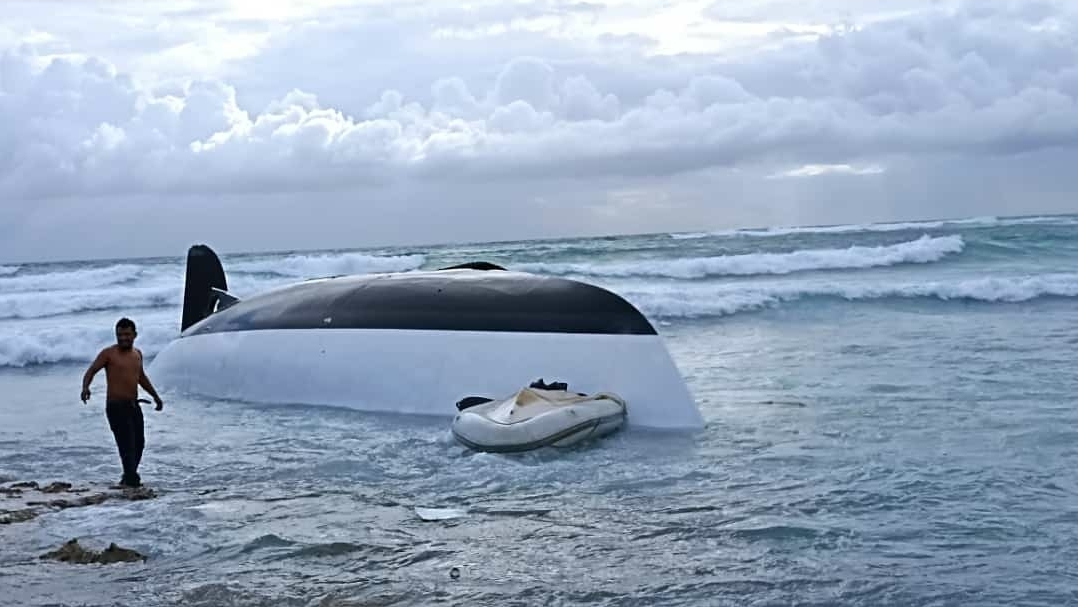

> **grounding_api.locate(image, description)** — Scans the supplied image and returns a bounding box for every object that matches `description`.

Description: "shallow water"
[2,215,1078,606]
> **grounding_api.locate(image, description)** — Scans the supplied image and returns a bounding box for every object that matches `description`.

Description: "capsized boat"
[451,379,628,452]
[147,244,704,430]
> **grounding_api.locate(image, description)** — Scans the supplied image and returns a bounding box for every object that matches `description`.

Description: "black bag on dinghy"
[455,378,580,411]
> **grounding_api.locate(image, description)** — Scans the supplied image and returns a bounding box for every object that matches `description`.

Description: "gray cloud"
[2,0,1078,262]
[704,0,942,24]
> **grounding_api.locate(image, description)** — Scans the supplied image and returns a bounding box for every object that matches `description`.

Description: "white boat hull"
[451,387,628,452]
[148,328,704,430]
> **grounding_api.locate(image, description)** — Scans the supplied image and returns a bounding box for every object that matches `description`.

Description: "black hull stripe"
[182,271,658,336]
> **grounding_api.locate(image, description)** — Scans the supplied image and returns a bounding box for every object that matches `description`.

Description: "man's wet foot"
[117,477,141,489]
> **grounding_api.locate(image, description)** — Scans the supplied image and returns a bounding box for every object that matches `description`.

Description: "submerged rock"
[1,479,157,525]
[0,507,37,524]
[40,538,145,564]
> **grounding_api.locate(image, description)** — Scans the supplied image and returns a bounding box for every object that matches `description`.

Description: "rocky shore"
[1,479,157,525]
[2,479,156,564]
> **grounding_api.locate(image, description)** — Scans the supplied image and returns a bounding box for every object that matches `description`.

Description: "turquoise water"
[2,214,1077,606]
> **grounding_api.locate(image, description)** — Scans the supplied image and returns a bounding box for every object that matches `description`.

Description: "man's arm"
[81,348,108,403]
[137,350,164,410]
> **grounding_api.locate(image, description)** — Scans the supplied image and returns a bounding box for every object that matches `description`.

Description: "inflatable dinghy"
[452,379,627,453]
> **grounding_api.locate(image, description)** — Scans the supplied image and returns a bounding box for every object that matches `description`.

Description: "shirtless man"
[80,317,164,488]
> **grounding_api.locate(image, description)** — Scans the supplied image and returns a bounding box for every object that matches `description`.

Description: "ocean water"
[2,214,1077,606]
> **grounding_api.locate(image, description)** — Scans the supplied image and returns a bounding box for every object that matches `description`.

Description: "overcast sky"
[3,0,1078,262]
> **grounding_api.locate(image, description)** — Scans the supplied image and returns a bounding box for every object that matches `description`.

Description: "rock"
[41,481,73,493]
[120,486,157,501]
[0,508,37,524]
[1,479,158,525]
[0,481,37,498]
[98,542,146,564]
[40,538,145,564]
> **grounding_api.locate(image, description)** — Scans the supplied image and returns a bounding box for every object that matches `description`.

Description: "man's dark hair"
[116,317,137,332]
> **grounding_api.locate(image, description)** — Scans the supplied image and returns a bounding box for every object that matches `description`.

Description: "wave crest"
[519,235,964,279]
[0,286,180,320]
[0,321,177,368]
[229,252,426,278]
[0,264,165,294]
[626,272,1078,318]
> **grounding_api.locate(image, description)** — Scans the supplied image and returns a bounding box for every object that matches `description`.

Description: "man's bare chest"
[106,355,141,378]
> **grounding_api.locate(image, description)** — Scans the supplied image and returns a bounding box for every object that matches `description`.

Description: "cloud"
[770,163,886,179]
[704,0,939,24]
[1,0,1078,261]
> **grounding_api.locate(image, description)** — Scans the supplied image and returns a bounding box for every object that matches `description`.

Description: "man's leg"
[131,405,145,486]
[105,401,138,486]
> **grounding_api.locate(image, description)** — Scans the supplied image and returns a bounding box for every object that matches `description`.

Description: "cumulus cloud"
[1,0,1078,261]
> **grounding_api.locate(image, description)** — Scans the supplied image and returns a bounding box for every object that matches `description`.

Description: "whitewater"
[2,213,1077,606]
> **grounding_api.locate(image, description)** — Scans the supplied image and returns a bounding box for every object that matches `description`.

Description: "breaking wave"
[0,274,299,320]
[0,265,19,276]
[625,272,1078,319]
[0,252,429,313]
[519,235,964,279]
[0,317,177,368]
[228,252,426,278]
[0,286,180,320]
[666,215,1078,240]
[0,264,170,294]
